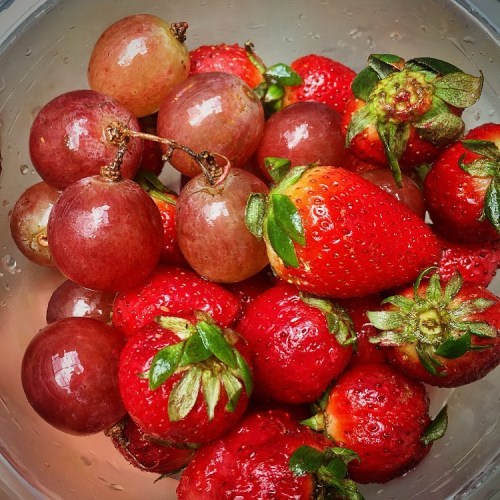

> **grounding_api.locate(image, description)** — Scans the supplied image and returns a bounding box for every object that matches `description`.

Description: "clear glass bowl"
[0,1,498,498]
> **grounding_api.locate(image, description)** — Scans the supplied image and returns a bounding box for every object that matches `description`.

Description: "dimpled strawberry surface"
[6,8,499,500]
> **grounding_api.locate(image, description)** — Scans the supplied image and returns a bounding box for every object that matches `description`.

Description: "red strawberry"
[106,415,195,474]
[236,283,354,403]
[112,266,240,338]
[282,54,356,114]
[423,122,500,243]
[177,408,363,499]
[118,313,252,446]
[247,164,441,298]
[337,295,386,366]
[136,170,187,267]
[342,55,483,185]
[304,362,447,484]
[368,268,500,387]
[189,43,264,89]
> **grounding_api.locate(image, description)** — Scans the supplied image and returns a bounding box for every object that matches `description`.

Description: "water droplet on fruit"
[20,164,30,175]
[25,48,32,56]
[1,255,20,274]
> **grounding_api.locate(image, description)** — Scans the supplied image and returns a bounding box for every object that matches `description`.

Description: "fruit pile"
[9,13,499,498]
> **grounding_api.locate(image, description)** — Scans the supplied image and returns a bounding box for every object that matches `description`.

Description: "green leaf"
[245,192,267,238]
[351,66,380,101]
[266,208,299,267]
[381,294,415,314]
[234,350,253,396]
[265,83,285,103]
[326,447,360,465]
[196,321,237,369]
[434,71,483,108]
[406,57,462,75]
[156,316,196,340]
[345,105,375,147]
[148,341,185,390]
[435,332,471,358]
[367,310,405,330]
[221,371,243,412]
[168,367,202,422]
[376,121,410,187]
[301,413,326,432]
[484,176,500,232]
[426,272,443,302]
[414,267,438,299]
[368,53,404,78]
[178,331,212,366]
[271,193,305,245]
[416,346,445,376]
[443,272,463,303]
[459,157,498,178]
[322,457,348,481]
[289,445,324,476]
[462,321,497,338]
[264,157,292,184]
[461,139,500,161]
[415,107,465,146]
[274,164,311,194]
[201,369,220,421]
[265,63,303,86]
[421,405,448,446]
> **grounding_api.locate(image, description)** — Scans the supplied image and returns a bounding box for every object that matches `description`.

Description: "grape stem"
[106,121,230,187]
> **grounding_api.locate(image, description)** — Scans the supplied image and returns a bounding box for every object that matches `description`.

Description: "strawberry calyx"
[366,267,497,376]
[347,54,483,186]
[135,169,178,205]
[289,445,364,500]
[459,139,500,233]
[246,165,310,268]
[245,41,302,117]
[146,312,252,422]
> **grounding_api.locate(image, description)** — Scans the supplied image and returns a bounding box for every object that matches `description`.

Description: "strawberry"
[304,362,447,484]
[367,268,500,387]
[118,312,253,446]
[337,295,386,366]
[342,55,483,185]
[246,164,441,298]
[189,43,264,89]
[236,283,355,403]
[112,266,240,338]
[423,122,500,243]
[106,415,195,474]
[282,54,356,114]
[177,408,363,499]
[138,114,165,176]
[436,236,500,288]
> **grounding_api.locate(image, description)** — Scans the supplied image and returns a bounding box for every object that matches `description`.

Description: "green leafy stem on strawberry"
[346,54,483,186]
[367,267,497,376]
[459,139,500,233]
[144,312,252,422]
[289,445,365,500]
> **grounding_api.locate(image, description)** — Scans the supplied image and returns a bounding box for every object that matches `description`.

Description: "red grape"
[157,72,264,178]
[255,101,349,182]
[29,90,143,190]
[88,15,190,118]
[9,181,59,266]
[47,174,163,292]
[21,317,126,435]
[176,168,269,283]
[46,279,115,324]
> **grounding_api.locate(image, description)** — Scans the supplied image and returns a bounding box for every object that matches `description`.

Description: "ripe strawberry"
[282,54,356,114]
[304,362,447,484]
[337,295,386,366]
[368,268,500,387]
[423,122,500,243]
[342,55,483,185]
[118,313,253,446]
[236,283,355,403]
[106,415,195,474]
[189,43,264,89]
[177,408,363,499]
[112,266,240,338]
[136,170,186,267]
[246,164,441,298]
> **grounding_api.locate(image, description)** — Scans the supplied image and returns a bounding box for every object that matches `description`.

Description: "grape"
[176,168,269,283]
[255,101,349,181]
[46,279,115,324]
[21,317,126,435]
[9,181,60,267]
[361,168,426,218]
[157,72,264,178]
[88,15,190,118]
[29,90,143,191]
[47,174,163,292]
